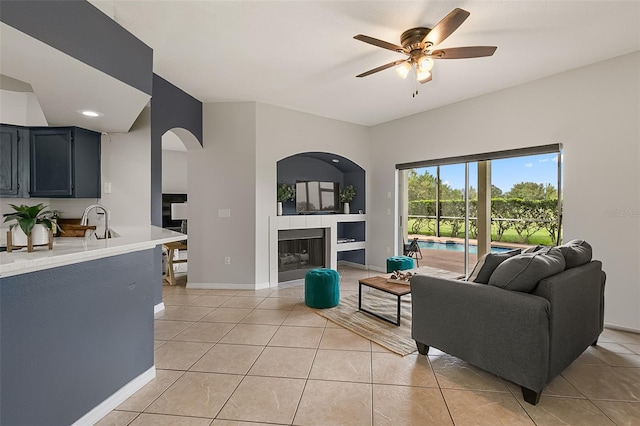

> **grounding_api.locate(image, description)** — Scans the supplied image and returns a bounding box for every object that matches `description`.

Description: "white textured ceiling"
[0,22,151,133]
[89,0,640,126]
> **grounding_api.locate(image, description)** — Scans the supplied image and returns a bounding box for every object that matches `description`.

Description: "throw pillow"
[468,249,521,284]
[488,247,566,292]
[558,239,592,269]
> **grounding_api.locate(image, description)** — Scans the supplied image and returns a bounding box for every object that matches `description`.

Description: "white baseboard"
[154,302,165,314]
[186,282,270,290]
[604,323,640,334]
[71,366,156,426]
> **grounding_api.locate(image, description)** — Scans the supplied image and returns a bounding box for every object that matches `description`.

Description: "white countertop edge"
[0,226,187,278]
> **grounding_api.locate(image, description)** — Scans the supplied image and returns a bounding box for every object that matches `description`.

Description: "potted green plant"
[276,183,296,216]
[340,185,356,214]
[3,203,54,247]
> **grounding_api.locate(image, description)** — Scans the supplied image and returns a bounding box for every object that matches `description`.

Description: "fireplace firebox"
[278,229,325,282]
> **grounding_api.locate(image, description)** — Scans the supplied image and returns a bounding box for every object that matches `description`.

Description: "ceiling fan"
[354,8,497,95]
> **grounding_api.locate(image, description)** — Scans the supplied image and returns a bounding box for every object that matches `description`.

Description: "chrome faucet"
[80,204,110,239]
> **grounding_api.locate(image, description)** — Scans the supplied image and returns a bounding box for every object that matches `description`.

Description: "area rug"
[313,292,416,356]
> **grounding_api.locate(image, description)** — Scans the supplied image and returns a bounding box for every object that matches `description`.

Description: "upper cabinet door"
[30,128,74,197]
[0,125,20,196]
[72,127,101,198]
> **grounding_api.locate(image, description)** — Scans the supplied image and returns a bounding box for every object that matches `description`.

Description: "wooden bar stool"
[164,241,188,286]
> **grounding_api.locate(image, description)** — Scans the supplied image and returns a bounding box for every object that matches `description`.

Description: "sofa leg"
[591,338,598,346]
[416,341,429,355]
[521,386,541,405]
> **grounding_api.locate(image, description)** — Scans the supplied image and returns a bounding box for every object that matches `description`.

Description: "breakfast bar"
[0,226,185,426]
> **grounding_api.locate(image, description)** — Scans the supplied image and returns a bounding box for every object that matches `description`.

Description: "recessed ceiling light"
[332,159,340,163]
[78,110,102,117]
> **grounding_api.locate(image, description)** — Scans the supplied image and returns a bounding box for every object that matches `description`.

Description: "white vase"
[277,202,283,216]
[343,202,350,214]
[11,223,50,246]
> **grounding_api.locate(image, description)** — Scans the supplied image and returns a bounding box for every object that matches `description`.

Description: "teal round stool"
[386,256,415,273]
[305,268,340,308]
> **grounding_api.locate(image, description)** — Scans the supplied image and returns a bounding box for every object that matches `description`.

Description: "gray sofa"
[410,241,605,405]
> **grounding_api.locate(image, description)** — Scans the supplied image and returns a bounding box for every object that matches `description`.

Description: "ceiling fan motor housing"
[400,27,432,52]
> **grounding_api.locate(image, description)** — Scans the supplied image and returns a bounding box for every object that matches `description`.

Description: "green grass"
[408,219,555,245]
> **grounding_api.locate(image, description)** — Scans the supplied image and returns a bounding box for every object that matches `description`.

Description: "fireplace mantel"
[269,214,367,285]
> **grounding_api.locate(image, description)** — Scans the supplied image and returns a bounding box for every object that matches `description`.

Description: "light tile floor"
[100,266,640,425]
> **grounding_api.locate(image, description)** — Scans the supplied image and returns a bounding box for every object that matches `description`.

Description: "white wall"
[255,103,371,286]
[187,102,257,287]
[98,107,151,228]
[369,52,640,330]
[161,150,188,194]
[0,90,48,126]
[186,102,370,289]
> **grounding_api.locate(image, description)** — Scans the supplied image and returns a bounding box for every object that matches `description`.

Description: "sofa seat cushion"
[468,249,521,284]
[558,239,592,269]
[488,247,566,292]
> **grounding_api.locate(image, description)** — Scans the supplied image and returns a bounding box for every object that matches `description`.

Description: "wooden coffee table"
[358,276,411,326]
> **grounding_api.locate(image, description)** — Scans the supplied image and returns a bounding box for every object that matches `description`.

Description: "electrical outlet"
[104,182,112,194]
[386,247,391,254]
[387,208,391,215]
[224,257,231,265]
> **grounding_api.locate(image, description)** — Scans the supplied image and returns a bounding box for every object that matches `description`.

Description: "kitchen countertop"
[0,225,186,278]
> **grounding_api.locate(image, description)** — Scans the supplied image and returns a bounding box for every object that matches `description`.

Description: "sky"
[416,153,562,193]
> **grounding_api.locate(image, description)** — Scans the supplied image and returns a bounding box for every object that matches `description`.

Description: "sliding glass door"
[398,145,563,277]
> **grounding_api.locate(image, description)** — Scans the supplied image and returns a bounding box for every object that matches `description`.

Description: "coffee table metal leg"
[358,283,403,326]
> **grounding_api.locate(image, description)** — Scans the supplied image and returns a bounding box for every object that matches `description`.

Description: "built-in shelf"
[336,241,366,252]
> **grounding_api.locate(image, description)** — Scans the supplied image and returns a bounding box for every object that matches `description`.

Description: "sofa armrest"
[410,275,551,391]
[531,260,605,380]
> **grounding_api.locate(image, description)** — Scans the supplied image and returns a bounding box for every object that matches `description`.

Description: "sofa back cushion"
[468,249,521,284]
[522,245,545,253]
[558,239,592,269]
[488,247,566,292]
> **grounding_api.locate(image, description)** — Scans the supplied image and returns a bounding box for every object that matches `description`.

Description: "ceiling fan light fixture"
[395,61,412,79]
[418,56,434,72]
[416,69,431,83]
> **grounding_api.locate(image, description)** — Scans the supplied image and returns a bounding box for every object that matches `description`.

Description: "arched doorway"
[161,128,200,286]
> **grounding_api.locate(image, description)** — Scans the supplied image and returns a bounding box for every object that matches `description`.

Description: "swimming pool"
[417,241,513,254]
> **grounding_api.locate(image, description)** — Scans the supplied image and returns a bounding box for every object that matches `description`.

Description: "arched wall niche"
[276,151,366,215]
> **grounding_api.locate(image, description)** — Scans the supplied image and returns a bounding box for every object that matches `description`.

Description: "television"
[296,181,340,213]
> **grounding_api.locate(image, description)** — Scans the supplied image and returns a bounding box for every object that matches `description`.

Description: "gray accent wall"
[150,74,202,304]
[0,0,153,95]
[277,154,366,215]
[0,250,156,426]
[150,73,203,227]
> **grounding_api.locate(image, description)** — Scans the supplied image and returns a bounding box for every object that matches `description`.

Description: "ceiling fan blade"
[354,34,406,53]
[356,59,408,78]
[419,73,433,84]
[429,46,497,59]
[423,8,470,47]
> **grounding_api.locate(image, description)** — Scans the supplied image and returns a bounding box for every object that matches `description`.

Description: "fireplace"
[278,228,326,282]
